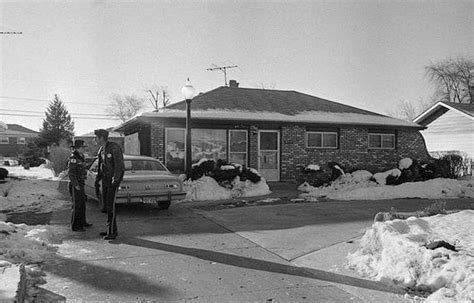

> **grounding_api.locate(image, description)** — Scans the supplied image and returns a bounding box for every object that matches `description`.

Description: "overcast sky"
[1,0,472,135]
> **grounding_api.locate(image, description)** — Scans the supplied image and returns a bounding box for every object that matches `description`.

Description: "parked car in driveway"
[84,155,186,211]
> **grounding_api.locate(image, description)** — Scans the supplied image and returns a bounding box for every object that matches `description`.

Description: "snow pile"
[399,157,413,170]
[0,220,62,299]
[0,221,59,264]
[347,210,474,302]
[299,175,474,201]
[372,168,401,185]
[2,165,58,180]
[184,176,271,201]
[305,164,321,171]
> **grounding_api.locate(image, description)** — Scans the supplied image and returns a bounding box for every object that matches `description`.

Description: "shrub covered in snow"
[189,158,261,184]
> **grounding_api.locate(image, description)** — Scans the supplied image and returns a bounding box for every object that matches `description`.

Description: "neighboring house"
[414,101,474,173]
[0,123,39,158]
[115,81,429,182]
[74,128,124,157]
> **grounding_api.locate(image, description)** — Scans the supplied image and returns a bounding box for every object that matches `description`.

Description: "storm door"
[258,130,280,181]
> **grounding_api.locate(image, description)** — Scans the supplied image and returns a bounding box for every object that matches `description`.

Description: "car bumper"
[115,191,187,204]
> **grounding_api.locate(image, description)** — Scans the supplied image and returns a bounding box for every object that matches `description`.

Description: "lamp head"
[181,78,195,100]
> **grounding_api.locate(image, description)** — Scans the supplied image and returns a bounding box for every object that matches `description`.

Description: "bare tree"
[146,86,171,111]
[108,94,145,122]
[388,98,434,121]
[425,57,473,103]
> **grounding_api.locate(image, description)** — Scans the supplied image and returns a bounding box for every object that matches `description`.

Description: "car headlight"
[118,185,130,190]
[165,183,179,189]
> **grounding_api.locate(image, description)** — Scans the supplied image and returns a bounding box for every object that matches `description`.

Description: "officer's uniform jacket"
[97,141,125,187]
[68,150,87,187]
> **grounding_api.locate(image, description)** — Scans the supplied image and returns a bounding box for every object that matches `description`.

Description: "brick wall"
[150,122,165,161]
[280,125,431,183]
[148,121,430,183]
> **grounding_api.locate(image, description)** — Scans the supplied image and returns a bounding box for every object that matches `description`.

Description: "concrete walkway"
[37,183,473,302]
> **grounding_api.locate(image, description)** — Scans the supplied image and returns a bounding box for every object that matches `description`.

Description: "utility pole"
[207,64,238,86]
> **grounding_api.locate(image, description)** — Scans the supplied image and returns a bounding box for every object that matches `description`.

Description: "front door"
[258,130,280,181]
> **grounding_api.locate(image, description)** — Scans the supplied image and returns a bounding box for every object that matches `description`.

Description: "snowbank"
[1,165,58,180]
[347,210,474,302]
[299,175,474,201]
[0,221,62,300]
[184,176,271,201]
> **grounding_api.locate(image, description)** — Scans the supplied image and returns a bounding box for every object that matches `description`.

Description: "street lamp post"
[182,78,195,179]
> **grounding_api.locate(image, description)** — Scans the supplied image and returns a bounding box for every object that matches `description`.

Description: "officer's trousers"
[103,185,118,236]
[71,184,86,230]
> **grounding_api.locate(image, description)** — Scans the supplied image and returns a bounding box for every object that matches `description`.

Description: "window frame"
[306,131,338,149]
[164,127,186,173]
[17,137,26,145]
[0,136,9,144]
[368,132,396,149]
[228,129,248,166]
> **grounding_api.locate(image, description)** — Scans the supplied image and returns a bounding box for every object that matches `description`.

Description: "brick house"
[115,82,430,182]
[0,123,39,158]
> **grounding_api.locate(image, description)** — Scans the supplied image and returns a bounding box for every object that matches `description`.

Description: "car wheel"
[157,200,171,210]
[97,192,106,213]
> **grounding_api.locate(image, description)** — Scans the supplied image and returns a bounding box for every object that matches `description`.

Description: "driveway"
[38,187,474,302]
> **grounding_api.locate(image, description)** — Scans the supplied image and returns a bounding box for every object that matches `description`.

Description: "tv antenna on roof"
[207,64,238,86]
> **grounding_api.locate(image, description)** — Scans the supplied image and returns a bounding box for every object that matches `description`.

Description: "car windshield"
[124,160,167,171]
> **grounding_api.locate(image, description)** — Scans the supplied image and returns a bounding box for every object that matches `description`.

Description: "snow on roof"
[141,109,421,128]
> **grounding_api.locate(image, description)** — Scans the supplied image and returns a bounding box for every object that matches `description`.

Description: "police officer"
[68,139,92,231]
[94,129,124,240]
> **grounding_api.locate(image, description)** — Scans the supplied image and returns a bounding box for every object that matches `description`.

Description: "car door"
[84,158,98,198]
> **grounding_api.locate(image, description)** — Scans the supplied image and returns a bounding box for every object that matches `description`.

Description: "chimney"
[228,80,239,88]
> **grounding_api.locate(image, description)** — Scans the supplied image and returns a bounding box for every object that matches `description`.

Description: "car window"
[125,160,167,171]
[89,159,99,173]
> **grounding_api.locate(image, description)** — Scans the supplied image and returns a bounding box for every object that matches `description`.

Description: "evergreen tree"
[39,94,74,147]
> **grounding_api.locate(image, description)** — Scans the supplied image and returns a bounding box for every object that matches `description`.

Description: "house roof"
[413,101,474,126]
[0,123,39,136]
[77,127,123,138]
[116,86,422,131]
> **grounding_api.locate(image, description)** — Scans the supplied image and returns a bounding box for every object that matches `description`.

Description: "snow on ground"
[299,173,474,201]
[0,220,64,300]
[2,164,58,180]
[347,210,474,302]
[183,176,271,201]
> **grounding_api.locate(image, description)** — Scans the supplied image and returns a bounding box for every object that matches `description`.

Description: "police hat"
[71,139,87,148]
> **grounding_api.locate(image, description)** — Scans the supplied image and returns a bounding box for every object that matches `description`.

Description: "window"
[368,133,395,149]
[306,131,338,148]
[192,129,227,162]
[165,128,185,174]
[229,130,248,165]
[124,160,167,171]
[17,137,26,144]
[0,136,9,144]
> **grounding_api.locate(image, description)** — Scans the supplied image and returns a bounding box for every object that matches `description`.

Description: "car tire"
[157,200,171,210]
[97,192,106,213]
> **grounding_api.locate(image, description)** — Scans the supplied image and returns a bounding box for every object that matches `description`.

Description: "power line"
[0,113,120,120]
[0,96,110,107]
[0,108,112,117]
